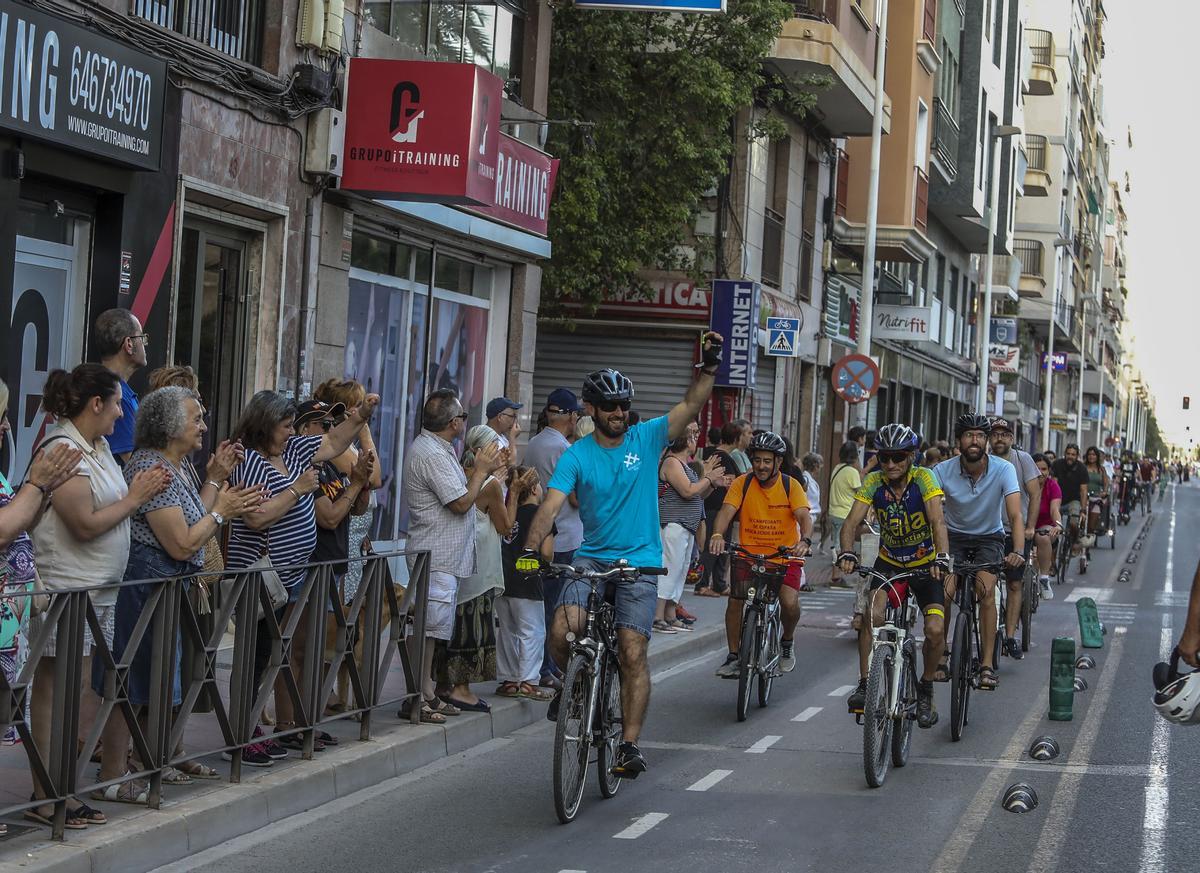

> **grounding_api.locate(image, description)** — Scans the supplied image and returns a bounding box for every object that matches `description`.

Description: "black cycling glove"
[698,332,724,371]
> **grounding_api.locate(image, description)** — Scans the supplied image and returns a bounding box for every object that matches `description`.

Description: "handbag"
[222,550,289,621]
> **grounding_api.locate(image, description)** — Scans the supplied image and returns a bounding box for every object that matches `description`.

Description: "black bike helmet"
[748,431,787,457]
[581,368,634,404]
[874,423,920,452]
[954,413,994,440]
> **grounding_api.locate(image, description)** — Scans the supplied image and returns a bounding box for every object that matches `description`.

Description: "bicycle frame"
[869,585,913,721]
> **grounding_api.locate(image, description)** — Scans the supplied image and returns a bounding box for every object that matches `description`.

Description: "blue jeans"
[540,549,575,679]
[556,557,658,640]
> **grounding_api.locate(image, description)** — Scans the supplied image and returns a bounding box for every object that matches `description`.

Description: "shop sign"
[589,279,710,320]
[0,0,166,169]
[574,0,726,12]
[872,304,934,342]
[1041,351,1068,372]
[342,59,502,205]
[710,279,759,388]
[464,133,559,236]
[991,317,1019,345]
[989,343,1020,374]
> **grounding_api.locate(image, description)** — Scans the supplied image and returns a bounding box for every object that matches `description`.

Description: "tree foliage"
[543,0,816,313]
[1145,410,1165,458]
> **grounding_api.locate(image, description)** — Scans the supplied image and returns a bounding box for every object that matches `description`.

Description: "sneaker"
[916,679,938,728]
[1040,576,1053,600]
[715,653,739,679]
[546,690,561,723]
[252,727,289,760]
[780,640,796,673]
[221,743,273,768]
[611,741,647,779]
[1003,637,1023,661]
[847,678,867,713]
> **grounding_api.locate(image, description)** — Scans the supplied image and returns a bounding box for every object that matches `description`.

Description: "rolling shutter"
[751,354,777,433]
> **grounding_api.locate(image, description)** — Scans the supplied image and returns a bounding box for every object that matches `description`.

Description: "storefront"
[0,0,175,479]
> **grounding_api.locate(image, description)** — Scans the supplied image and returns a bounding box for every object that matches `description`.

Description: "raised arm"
[666,332,722,440]
[314,395,380,463]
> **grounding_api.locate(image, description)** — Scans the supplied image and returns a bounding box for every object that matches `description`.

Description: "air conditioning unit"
[305,108,345,177]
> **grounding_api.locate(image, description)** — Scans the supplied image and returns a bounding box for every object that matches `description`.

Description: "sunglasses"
[596,400,631,413]
[320,419,335,432]
[126,333,150,346]
[878,451,910,465]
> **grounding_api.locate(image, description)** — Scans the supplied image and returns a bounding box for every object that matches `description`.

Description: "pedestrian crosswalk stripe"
[792,706,823,722]
[746,735,782,754]
[829,684,856,697]
[1064,587,1113,603]
[686,769,733,792]
[613,813,669,839]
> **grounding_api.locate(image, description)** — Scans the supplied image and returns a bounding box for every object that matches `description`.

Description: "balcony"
[770,8,891,136]
[134,0,265,65]
[931,97,959,181]
[1023,135,1051,196]
[914,168,929,233]
[1027,29,1056,96]
[1014,239,1046,296]
[761,208,785,289]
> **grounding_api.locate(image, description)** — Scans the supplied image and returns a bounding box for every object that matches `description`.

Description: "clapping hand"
[215,483,267,520]
[28,442,83,492]
[351,449,376,485]
[475,442,506,476]
[294,467,320,495]
[207,440,245,483]
[702,454,733,488]
[356,394,381,425]
[129,464,172,503]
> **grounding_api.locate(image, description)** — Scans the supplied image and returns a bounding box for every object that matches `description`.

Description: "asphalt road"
[164,482,1200,873]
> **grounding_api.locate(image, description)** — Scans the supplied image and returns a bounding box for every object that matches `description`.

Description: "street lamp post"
[976,125,1023,415]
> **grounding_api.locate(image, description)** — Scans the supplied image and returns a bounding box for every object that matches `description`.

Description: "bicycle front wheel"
[949,611,971,742]
[736,608,759,722]
[758,614,780,709]
[863,647,893,788]
[553,654,593,824]
[596,655,623,800]
[891,641,917,768]
[1020,566,1034,652]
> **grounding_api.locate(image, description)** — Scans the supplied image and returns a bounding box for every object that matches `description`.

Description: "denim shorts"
[556,557,657,639]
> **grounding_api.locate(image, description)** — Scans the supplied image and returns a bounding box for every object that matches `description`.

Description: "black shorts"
[948,531,1005,574]
[869,557,944,614]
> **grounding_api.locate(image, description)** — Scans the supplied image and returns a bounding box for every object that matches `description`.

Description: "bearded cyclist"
[838,424,949,728]
[708,431,812,678]
[516,333,724,779]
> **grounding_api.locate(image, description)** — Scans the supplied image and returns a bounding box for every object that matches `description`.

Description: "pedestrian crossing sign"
[766,317,801,358]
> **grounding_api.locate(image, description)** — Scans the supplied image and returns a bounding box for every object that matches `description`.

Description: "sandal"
[979,666,998,691]
[91,777,151,805]
[933,653,951,683]
[694,587,722,598]
[519,683,554,702]
[398,700,446,724]
[23,796,90,830]
[68,801,107,824]
[161,767,193,786]
[496,682,523,698]
[652,620,679,634]
[176,761,221,780]
[429,698,461,717]
[667,620,694,632]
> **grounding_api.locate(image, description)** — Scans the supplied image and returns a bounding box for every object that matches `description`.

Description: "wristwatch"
[801,536,813,546]
[209,511,225,526]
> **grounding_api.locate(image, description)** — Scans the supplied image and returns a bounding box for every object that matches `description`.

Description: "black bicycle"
[726,545,799,722]
[547,561,665,824]
[948,557,1004,742]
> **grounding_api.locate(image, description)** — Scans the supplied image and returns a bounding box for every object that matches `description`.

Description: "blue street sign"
[766,317,801,358]
[574,0,726,11]
[710,280,759,388]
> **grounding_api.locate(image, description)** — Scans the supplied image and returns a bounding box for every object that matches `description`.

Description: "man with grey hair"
[94,308,148,464]
[401,389,505,722]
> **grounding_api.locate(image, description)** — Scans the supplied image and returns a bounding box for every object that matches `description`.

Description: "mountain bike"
[547,561,665,824]
[726,545,800,722]
[948,557,1005,742]
[856,566,927,788]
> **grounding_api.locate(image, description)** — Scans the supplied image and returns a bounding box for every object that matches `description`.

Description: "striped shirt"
[658,456,704,535]
[226,436,323,589]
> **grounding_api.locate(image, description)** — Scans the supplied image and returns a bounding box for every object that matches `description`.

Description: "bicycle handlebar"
[855,566,932,585]
[546,563,667,579]
[726,544,804,563]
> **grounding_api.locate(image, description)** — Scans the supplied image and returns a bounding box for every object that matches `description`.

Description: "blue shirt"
[548,415,671,567]
[104,379,139,458]
[933,455,1020,536]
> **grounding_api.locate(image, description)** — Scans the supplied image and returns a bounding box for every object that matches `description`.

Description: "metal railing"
[1025,134,1047,171]
[932,97,959,178]
[1014,239,1043,277]
[1017,376,1041,408]
[761,208,785,289]
[793,0,838,24]
[0,550,429,840]
[133,0,266,66]
[1028,28,1054,67]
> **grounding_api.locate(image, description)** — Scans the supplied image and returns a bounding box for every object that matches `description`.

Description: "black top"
[503,503,555,600]
[702,447,739,517]
[1052,458,1090,503]
[313,460,351,575]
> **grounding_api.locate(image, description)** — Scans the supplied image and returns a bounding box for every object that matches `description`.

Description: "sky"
[1101,0,1194,446]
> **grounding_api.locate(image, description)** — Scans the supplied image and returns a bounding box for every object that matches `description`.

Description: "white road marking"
[1138,600,1173,873]
[613,812,669,839]
[651,646,726,682]
[686,769,733,792]
[829,684,856,697]
[792,706,823,722]
[745,735,782,754]
[1064,587,1113,603]
[1115,626,1128,635]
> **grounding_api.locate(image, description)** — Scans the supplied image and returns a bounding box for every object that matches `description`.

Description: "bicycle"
[1117,478,1136,525]
[948,557,1005,742]
[855,565,928,788]
[1054,519,1075,586]
[546,561,666,824]
[726,545,800,722]
[1019,544,1039,653]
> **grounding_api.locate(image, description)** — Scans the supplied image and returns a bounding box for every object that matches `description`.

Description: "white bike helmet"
[1152,650,1200,726]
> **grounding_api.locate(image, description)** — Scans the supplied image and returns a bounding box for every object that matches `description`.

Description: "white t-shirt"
[805,474,822,520]
[31,420,130,606]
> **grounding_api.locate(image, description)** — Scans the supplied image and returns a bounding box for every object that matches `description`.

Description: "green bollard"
[1076,597,1104,649]
[1050,637,1076,721]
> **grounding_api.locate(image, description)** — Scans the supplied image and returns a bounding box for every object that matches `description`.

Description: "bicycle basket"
[730,556,787,602]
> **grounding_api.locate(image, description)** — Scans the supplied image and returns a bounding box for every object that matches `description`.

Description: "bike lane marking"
[613,812,670,839]
[686,769,734,792]
[828,684,856,697]
[792,706,823,722]
[745,735,782,754]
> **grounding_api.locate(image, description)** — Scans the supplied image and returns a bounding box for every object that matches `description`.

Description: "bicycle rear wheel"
[736,608,759,722]
[596,655,622,800]
[1020,567,1034,652]
[949,612,970,742]
[863,647,893,788]
[891,642,916,768]
[553,654,593,824]
[1055,536,1070,586]
[758,614,780,708]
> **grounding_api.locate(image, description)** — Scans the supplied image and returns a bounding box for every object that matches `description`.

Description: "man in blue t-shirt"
[519,333,724,780]
[94,308,147,465]
[932,413,1025,690]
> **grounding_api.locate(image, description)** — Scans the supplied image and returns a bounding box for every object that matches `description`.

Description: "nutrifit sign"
[0,0,165,169]
[873,304,934,342]
[342,59,502,205]
[466,134,559,236]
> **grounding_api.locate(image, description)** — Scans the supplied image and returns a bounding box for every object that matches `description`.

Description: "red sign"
[341,59,502,206]
[464,134,560,236]
[831,353,880,405]
[592,280,710,320]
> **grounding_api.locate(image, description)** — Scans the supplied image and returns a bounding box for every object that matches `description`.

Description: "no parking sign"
[832,354,880,405]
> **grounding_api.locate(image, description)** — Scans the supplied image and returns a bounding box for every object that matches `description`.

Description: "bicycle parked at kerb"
[546,561,665,825]
[948,556,1005,742]
[725,545,801,722]
[855,565,927,788]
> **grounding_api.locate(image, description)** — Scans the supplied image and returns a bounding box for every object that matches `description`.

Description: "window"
[134,0,265,65]
[992,0,1005,66]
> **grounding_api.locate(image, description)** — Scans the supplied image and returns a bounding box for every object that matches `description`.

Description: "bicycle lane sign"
[831,354,880,405]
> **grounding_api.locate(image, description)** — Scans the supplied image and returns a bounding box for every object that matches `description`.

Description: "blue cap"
[486,397,522,420]
[546,388,583,413]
